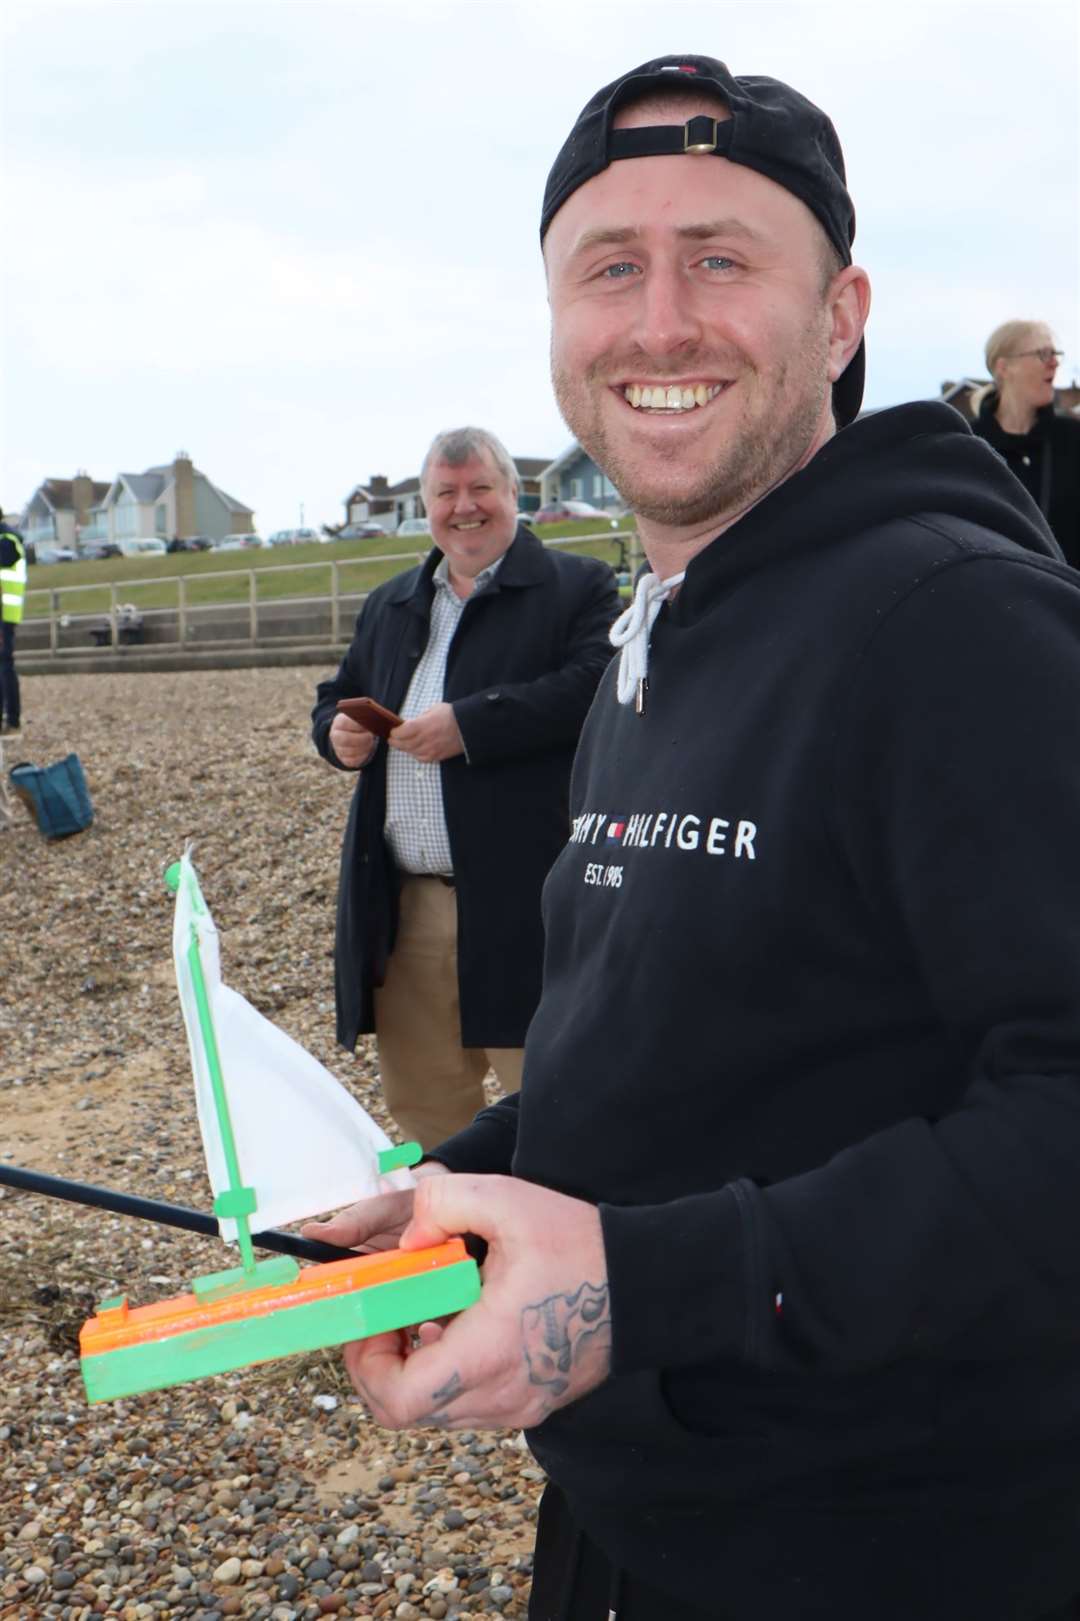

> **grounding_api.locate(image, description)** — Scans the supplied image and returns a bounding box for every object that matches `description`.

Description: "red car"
[531,500,607,524]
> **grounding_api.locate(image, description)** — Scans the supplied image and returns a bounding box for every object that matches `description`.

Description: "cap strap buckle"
[683,115,719,154]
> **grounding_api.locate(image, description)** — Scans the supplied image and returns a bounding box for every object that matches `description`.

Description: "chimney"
[174,450,195,538]
[72,470,93,525]
[368,474,391,514]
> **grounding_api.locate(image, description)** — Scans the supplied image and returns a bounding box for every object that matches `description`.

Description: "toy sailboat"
[79,850,480,1403]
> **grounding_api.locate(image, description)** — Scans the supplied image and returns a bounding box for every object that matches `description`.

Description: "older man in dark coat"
[312,426,618,1146]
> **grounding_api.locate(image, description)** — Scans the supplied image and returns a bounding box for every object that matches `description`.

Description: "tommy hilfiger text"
[569,810,757,859]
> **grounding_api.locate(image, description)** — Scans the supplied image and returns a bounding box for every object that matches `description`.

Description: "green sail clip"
[378,1142,423,1175]
[213,1187,258,1220]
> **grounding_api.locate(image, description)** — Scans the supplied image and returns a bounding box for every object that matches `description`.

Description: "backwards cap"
[541,54,864,425]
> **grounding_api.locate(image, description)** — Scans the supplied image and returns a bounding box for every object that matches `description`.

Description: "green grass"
[23,523,639,621]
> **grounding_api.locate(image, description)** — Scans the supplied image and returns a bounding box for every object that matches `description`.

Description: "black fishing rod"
[0,1163,360,1264]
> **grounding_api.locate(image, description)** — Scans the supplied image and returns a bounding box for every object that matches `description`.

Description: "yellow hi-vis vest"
[0,531,27,624]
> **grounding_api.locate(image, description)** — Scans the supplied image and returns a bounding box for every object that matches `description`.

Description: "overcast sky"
[2,0,1078,535]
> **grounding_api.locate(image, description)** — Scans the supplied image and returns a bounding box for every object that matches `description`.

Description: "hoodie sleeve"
[602,552,1080,1377]
[426,1092,521,1176]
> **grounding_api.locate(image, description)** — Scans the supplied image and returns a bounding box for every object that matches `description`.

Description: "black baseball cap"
[541,54,865,426]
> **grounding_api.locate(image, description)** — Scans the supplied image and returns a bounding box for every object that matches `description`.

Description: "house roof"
[215,485,254,515]
[122,472,168,501]
[95,464,254,515]
[512,457,552,479]
[31,477,112,512]
[542,442,595,478]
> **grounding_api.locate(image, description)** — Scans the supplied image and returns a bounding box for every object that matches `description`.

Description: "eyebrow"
[569,217,768,256]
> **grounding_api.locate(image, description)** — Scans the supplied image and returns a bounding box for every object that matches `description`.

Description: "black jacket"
[435,406,1080,1616]
[972,391,1080,568]
[0,523,23,572]
[312,528,618,1051]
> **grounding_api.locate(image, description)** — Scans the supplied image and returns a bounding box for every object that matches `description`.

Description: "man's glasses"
[1012,348,1064,365]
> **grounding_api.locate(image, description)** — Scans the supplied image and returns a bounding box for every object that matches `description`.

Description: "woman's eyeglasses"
[1012,348,1064,365]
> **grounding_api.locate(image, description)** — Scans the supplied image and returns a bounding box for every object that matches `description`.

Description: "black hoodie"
[435,403,1080,1616]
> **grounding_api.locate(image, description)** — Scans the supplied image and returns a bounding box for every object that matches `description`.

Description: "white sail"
[171,850,412,1244]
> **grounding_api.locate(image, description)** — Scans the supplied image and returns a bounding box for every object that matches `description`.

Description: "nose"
[633,262,704,359]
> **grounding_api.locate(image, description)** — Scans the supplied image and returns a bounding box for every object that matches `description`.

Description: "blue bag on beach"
[9,754,94,840]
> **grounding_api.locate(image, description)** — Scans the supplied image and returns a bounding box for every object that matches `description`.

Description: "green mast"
[164,860,298,1300]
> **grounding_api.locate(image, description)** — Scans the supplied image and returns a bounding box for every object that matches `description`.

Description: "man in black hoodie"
[308,58,1080,1620]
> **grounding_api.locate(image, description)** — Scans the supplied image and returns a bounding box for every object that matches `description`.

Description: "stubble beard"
[551,326,833,530]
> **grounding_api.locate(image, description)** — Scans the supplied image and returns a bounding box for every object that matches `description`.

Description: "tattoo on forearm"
[521,1280,611,1401]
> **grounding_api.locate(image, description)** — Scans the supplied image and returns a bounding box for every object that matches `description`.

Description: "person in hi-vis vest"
[0,508,27,735]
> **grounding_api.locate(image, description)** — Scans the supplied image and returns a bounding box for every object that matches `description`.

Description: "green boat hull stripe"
[81,1260,480,1403]
[193,1254,300,1301]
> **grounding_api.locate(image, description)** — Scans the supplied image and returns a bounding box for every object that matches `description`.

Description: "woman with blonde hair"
[971,320,1080,566]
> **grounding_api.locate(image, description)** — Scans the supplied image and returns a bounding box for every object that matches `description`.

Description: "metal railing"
[21,533,641,658]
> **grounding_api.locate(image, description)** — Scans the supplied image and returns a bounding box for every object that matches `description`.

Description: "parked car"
[166,536,213,553]
[82,541,123,559]
[31,544,77,564]
[268,527,321,546]
[337,520,389,540]
[395,518,431,538]
[117,537,167,557]
[532,500,607,524]
[217,534,271,551]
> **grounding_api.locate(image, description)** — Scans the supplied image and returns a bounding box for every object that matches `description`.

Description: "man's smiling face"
[424,450,520,580]
[544,96,844,531]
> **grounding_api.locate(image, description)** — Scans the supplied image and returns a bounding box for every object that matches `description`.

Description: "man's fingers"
[329,715,377,766]
[301,1189,413,1248]
[400,1173,512,1251]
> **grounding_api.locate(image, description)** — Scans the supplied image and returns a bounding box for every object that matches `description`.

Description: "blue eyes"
[599,256,735,280]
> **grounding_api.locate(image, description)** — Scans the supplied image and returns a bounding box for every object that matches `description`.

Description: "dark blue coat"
[312,528,618,1050]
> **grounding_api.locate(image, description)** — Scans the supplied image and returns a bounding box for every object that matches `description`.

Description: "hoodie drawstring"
[609,569,685,710]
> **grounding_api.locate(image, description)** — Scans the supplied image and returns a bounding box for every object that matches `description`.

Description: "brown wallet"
[336,696,403,739]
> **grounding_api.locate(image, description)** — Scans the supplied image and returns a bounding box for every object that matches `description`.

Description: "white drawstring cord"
[609,569,686,706]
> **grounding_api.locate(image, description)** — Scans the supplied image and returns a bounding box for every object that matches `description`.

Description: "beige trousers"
[373,875,524,1149]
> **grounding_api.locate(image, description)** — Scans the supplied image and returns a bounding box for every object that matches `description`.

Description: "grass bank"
[23,521,637,620]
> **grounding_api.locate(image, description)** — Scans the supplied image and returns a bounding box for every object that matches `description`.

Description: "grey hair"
[420,427,518,493]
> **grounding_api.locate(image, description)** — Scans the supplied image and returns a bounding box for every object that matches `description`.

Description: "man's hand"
[329,713,378,769]
[341,1174,612,1431]
[387,703,465,764]
[301,1161,450,1253]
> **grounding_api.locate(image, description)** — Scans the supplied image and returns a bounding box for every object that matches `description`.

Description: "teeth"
[623,382,725,411]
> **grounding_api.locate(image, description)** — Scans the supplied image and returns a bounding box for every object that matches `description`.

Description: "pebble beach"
[0,668,536,1621]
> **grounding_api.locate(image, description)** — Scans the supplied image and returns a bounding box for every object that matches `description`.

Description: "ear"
[826,265,871,384]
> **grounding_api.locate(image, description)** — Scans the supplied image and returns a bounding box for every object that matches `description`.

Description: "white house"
[93,452,255,545]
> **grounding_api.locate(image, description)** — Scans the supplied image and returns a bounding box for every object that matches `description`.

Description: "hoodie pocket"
[662,1358,941,1484]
